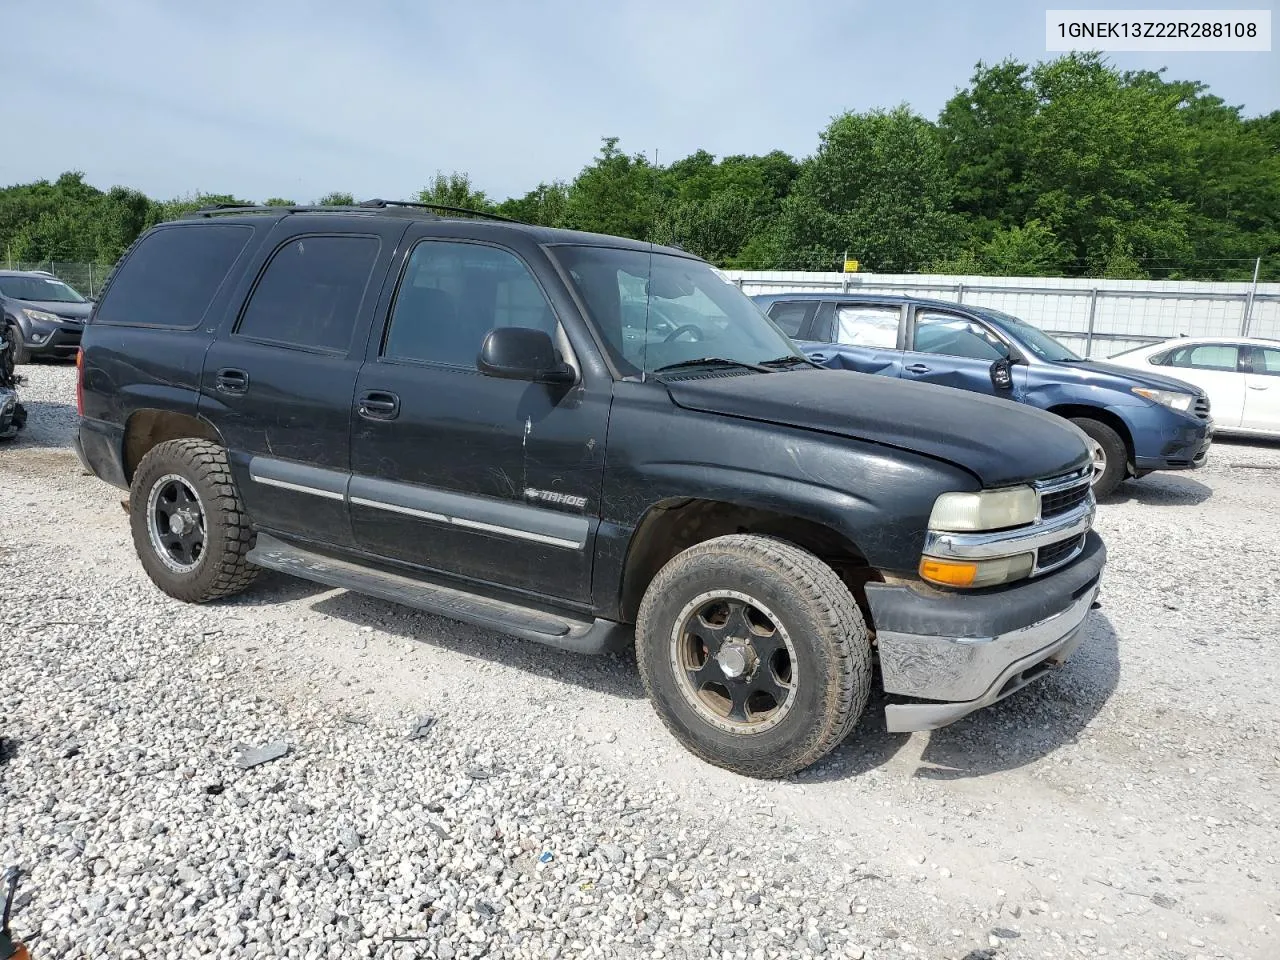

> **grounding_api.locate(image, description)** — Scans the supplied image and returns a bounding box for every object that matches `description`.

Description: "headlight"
[1132,387,1194,413]
[22,308,59,324]
[928,486,1038,532]
[920,554,1035,589]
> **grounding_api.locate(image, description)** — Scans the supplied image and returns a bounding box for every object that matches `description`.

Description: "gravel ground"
[1,363,1278,960]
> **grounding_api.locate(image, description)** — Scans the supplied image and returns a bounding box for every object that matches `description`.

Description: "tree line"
[3,54,1277,281]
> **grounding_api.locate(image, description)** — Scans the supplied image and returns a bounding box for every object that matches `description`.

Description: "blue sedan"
[753,292,1213,497]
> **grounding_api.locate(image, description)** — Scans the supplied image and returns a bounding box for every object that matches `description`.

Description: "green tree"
[416,172,492,211]
[1027,55,1193,276]
[938,59,1039,232]
[94,187,153,261]
[315,191,355,206]
[150,193,248,224]
[496,181,570,226]
[777,107,957,272]
[565,137,658,239]
[263,197,296,206]
[651,193,759,263]
[656,149,800,264]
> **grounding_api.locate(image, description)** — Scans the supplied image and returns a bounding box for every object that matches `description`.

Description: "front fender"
[592,390,978,616]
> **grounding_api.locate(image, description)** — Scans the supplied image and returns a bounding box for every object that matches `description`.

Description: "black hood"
[664,368,1092,487]
[11,298,92,321]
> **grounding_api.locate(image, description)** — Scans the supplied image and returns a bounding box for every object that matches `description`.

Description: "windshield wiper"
[759,354,821,369]
[652,357,772,374]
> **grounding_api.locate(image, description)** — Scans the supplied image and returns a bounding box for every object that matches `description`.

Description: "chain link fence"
[3,261,111,298]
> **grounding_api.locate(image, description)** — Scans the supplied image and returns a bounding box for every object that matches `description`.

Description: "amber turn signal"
[919,558,978,587]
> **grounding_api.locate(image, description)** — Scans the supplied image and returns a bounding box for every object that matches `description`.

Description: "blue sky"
[4,0,1276,203]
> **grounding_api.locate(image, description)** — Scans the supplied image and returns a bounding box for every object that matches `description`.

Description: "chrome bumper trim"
[877,580,1100,705]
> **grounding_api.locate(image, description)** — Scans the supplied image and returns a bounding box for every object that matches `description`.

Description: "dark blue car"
[753,293,1214,496]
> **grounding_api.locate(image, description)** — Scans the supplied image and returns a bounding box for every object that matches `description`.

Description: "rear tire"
[1070,417,1126,498]
[635,534,871,779]
[129,439,259,602]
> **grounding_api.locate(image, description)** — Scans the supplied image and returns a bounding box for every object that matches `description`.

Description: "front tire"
[129,439,259,602]
[1070,417,1127,497]
[635,535,871,779]
[3,323,28,366]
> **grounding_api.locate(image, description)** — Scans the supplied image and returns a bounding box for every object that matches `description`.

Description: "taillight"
[75,347,85,417]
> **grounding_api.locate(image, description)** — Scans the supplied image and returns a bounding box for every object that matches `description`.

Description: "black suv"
[76,202,1106,778]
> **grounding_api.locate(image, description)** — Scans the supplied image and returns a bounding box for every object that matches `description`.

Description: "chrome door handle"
[1247,383,1268,390]
[904,363,931,374]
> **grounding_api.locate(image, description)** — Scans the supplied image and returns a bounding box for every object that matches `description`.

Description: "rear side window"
[1248,347,1280,375]
[236,235,380,353]
[1165,344,1240,371]
[95,225,251,328]
[382,240,557,369]
[766,301,810,337]
[835,305,900,348]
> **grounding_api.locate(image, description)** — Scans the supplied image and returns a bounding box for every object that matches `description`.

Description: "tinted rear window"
[235,235,380,353]
[95,225,252,328]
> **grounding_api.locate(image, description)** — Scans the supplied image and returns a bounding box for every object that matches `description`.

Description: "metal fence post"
[89,263,96,297]
[1085,288,1099,358]
[956,283,965,304]
[1241,257,1261,336]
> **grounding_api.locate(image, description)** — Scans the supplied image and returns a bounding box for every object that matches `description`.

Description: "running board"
[245,534,631,655]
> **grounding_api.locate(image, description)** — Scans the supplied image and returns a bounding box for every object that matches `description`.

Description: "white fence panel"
[725,270,1280,358]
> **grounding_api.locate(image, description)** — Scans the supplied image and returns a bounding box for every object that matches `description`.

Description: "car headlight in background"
[1132,387,1194,413]
[928,486,1038,532]
[22,308,60,325]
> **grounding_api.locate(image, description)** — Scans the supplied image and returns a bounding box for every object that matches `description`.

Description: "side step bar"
[245,534,631,655]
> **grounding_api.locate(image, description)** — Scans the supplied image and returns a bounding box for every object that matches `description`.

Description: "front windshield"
[0,276,86,303]
[981,307,1081,362]
[551,245,799,376]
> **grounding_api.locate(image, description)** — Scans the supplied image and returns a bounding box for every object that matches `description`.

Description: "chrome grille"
[1040,482,1090,520]
[1034,469,1092,521]
[1036,534,1085,573]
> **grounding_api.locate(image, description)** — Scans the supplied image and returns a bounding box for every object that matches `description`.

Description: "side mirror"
[990,357,1014,391]
[477,327,573,385]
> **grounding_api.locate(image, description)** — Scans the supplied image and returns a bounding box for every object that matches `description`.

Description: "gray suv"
[0,270,93,363]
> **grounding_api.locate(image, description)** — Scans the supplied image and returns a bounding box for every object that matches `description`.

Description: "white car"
[1109,336,1280,438]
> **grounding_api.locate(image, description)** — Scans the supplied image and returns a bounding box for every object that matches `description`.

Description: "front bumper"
[865,532,1106,732]
[1131,411,1213,473]
[22,319,83,358]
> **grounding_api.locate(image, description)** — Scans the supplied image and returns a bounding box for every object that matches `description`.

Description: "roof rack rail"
[356,198,524,224]
[187,199,525,224]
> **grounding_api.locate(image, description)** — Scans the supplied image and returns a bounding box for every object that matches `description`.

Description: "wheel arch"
[1046,404,1135,473]
[123,408,225,484]
[617,497,881,625]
